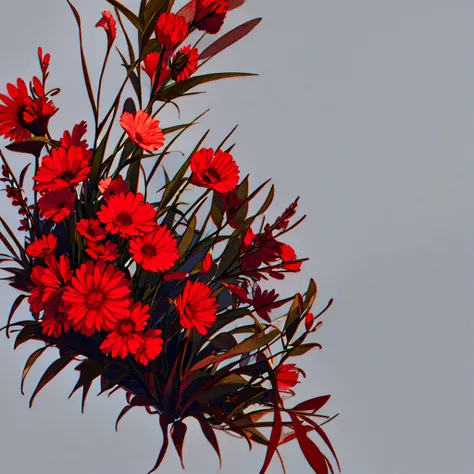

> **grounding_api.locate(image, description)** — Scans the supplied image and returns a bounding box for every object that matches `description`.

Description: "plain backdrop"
[0,1,473,473]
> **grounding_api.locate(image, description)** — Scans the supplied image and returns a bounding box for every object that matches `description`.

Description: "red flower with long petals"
[85,241,120,262]
[60,121,88,149]
[62,260,131,336]
[41,305,73,339]
[120,110,165,153]
[252,286,288,322]
[278,243,302,272]
[194,0,228,34]
[134,329,164,366]
[96,10,117,48]
[100,302,151,359]
[170,45,199,83]
[76,219,106,242]
[155,13,188,51]
[33,146,91,192]
[129,225,179,272]
[97,192,157,238]
[174,280,218,335]
[201,253,212,273]
[98,175,129,201]
[275,364,302,392]
[40,255,74,303]
[142,52,171,88]
[190,148,239,194]
[38,188,75,223]
[26,234,57,258]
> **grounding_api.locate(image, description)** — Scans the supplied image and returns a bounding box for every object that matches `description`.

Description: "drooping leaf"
[259,387,282,473]
[6,294,27,338]
[194,415,222,469]
[171,421,187,469]
[6,137,50,157]
[293,395,331,413]
[14,322,41,349]
[200,18,262,60]
[147,415,170,473]
[21,346,49,395]
[178,215,196,256]
[288,342,322,357]
[228,0,246,9]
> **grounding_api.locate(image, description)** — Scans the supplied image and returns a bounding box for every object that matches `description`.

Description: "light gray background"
[0,1,473,473]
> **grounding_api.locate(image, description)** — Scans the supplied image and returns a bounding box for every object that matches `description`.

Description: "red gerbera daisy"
[33,146,91,193]
[60,121,88,150]
[41,305,73,339]
[38,188,76,223]
[62,260,131,336]
[141,52,171,88]
[129,225,179,272]
[26,234,57,258]
[170,45,199,83]
[134,329,164,366]
[85,241,120,262]
[40,254,74,303]
[0,78,34,142]
[96,10,117,48]
[76,219,106,242]
[155,12,188,51]
[174,280,218,335]
[190,148,240,194]
[97,192,157,239]
[194,0,228,34]
[98,175,129,201]
[120,110,165,153]
[100,302,151,359]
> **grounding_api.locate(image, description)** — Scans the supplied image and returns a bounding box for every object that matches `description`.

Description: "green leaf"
[284,294,302,342]
[216,237,241,277]
[106,0,143,31]
[156,73,257,102]
[210,192,225,227]
[178,215,196,257]
[288,343,322,357]
[303,278,317,313]
[141,0,169,51]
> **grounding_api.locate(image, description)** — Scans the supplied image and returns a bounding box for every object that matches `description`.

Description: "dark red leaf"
[259,386,282,473]
[6,294,27,338]
[115,404,134,431]
[21,346,49,395]
[200,18,262,60]
[148,415,170,474]
[293,395,330,413]
[194,415,222,469]
[228,0,246,9]
[171,421,188,469]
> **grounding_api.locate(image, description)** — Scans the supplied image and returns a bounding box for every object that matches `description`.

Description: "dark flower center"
[87,290,105,309]
[171,53,189,78]
[135,132,143,143]
[59,170,75,181]
[202,167,221,184]
[141,244,157,257]
[116,213,133,226]
[118,319,135,335]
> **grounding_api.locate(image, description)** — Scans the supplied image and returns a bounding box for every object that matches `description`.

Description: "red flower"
[170,45,199,83]
[76,219,106,242]
[241,228,281,272]
[85,241,120,262]
[190,148,239,194]
[96,10,117,48]
[279,243,302,272]
[201,253,212,273]
[155,12,188,51]
[98,175,129,201]
[60,121,88,149]
[0,78,56,142]
[252,286,288,323]
[134,329,164,366]
[305,312,315,332]
[273,197,299,231]
[33,146,91,192]
[100,302,151,359]
[97,192,157,239]
[62,260,131,336]
[129,225,179,272]
[194,0,228,34]
[142,52,171,88]
[120,110,165,153]
[26,234,57,258]
[174,280,218,335]
[38,188,75,223]
[41,305,73,339]
[275,364,301,392]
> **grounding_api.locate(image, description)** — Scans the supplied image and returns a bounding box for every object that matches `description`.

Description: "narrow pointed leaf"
[195,415,222,469]
[6,294,27,338]
[106,0,143,31]
[171,421,187,469]
[148,415,170,473]
[21,346,49,395]
[293,395,331,413]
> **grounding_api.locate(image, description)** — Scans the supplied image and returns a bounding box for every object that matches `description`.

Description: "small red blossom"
[96,10,117,48]
[252,286,288,322]
[194,0,228,34]
[26,234,57,258]
[97,192,157,239]
[98,175,129,201]
[85,241,120,262]
[60,121,88,149]
[41,305,73,339]
[134,329,164,366]
[33,146,91,192]
[241,228,281,272]
[142,52,171,88]
[40,255,74,303]
[76,219,106,242]
[174,280,218,335]
[129,225,179,272]
[276,364,301,392]
[120,110,165,153]
[155,12,188,51]
[100,302,151,359]
[305,312,315,332]
[202,253,212,273]
[190,148,239,194]
[273,197,299,231]
[62,260,132,336]
[170,45,199,83]
[279,243,302,272]
[38,47,50,75]
[38,188,75,223]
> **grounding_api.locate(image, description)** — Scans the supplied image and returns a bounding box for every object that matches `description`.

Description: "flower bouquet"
[0,0,339,472]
